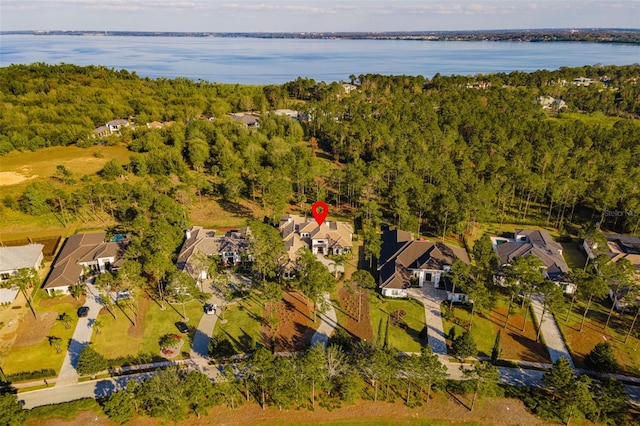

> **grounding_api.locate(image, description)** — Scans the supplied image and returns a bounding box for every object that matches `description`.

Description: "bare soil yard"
[338,285,374,342]
[487,307,551,363]
[27,395,549,426]
[263,291,315,352]
[12,311,58,347]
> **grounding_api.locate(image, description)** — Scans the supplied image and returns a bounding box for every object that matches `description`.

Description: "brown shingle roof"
[43,233,125,290]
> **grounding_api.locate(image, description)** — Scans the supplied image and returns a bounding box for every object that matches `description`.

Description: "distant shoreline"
[2,29,640,44]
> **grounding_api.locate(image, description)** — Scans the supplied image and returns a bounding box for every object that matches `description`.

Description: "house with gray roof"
[177,226,251,280]
[494,229,573,293]
[0,244,44,304]
[43,232,127,295]
[377,229,470,298]
[584,233,640,310]
[0,244,44,282]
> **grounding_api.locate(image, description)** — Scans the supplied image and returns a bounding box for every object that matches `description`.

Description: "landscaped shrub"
[452,331,477,359]
[6,369,56,382]
[27,398,98,421]
[77,345,108,376]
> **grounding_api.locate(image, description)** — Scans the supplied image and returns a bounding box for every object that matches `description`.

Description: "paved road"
[20,373,153,409]
[56,281,103,387]
[310,292,338,347]
[530,294,575,368]
[408,285,448,354]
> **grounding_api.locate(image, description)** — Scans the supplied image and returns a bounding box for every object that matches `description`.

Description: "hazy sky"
[1,0,639,32]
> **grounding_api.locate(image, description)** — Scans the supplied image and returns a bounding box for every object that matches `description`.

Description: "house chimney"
[185,229,191,240]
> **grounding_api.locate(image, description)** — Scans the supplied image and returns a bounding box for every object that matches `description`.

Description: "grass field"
[559,240,587,270]
[1,297,80,376]
[442,303,495,357]
[368,295,426,352]
[212,295,264,354]
[91,296,204,361]
[0,144,131,238]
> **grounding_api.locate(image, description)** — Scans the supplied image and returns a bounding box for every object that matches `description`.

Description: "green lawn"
[91,296,204,361]
[368,296,426,352]
[212,295,263,354]
[1,298,79,376]
[560,240,587,270]
[441,302,497,357]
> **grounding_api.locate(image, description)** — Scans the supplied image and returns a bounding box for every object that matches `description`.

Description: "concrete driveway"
[56,280,103,387]
[408,285,448,354]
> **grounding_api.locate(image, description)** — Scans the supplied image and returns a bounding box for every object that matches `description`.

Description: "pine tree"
[77,344,108,377]
[452,331,477,360]
[491,330,501,362]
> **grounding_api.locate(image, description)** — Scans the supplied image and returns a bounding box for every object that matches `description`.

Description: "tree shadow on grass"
[507,331,550,363]
[217,199,253,218]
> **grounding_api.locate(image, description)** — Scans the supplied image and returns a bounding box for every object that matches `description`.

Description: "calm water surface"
[1,35,638,84]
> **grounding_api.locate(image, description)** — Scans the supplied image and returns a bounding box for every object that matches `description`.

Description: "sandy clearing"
[0,171,38,186]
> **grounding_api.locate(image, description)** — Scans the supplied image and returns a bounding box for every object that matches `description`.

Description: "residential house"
[43,233,127,295]
[92,119,130,138]
[572,77,595,86]
[0,244,45,304]
[377,229,470,298]
[494,229,573,293]
[227,113,260,128]
[584,233,640,311]
[0,244,44,282]
[279,214,353,278]
[93,125,110,138]
[106,119,130,133]
[279,214,353,257]
[272,109,299,120]
[341,83,357,94]
[441,276,470,303]
[536,95,567,111]
[177,226,251,280]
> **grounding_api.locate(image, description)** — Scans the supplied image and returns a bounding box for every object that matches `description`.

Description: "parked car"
[175,321,189,333]
[77,306,90,317]
[204,304,217,315]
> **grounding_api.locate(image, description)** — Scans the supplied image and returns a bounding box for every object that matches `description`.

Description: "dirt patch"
[561,323,605,369]
[12,311,58,347]
[127,297,151,339]
[337,284,374,342]
[262,291,315,352]
[0,171,37,186]
[484,307,551,363]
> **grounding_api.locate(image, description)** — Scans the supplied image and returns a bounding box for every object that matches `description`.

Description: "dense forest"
[1,63,639,244]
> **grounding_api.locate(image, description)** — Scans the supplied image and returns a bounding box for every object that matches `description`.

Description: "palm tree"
[1,268,40,319]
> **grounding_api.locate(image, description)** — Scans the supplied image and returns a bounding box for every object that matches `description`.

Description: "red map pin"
[311,201,329,226]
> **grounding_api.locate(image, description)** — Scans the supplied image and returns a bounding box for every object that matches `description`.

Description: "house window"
[425,273,432,282]
[391,290,399,296]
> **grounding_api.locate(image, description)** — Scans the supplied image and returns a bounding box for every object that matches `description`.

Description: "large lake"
[1,34,638,84]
